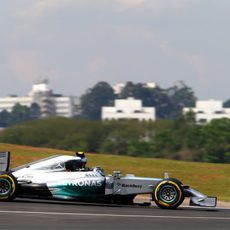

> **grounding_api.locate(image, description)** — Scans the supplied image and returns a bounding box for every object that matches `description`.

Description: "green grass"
[1,143,229,202]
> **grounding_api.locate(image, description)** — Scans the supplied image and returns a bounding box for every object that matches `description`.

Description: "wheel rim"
[0,178,12,196]
[159,185,178,203]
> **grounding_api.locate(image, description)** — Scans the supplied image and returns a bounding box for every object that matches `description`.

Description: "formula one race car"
[0,152,217,209]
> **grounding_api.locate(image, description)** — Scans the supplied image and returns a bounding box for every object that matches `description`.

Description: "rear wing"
[0,152,10,172]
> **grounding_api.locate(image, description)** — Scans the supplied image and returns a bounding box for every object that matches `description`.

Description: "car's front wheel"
[0,172,18,201]
[153,178,184,209]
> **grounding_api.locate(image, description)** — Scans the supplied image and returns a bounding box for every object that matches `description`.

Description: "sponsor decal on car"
[117,183,142,189]
[85,173,98,177]
[66,180,103,187]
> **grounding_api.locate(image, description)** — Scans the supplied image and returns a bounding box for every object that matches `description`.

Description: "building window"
[197,110,204,114]
[214,111,224,114]
[198,119,207,123]
[117,110,123,113]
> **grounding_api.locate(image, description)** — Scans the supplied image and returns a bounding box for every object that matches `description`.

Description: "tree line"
[0,116,229,163]
[1,81,230,127]
[0,82,196,127]
[79,81,197,120]
[0,81,198,127]
[0,103,40,127]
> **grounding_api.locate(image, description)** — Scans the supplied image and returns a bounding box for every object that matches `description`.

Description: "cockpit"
[12,155,105,177]
[64,159,86,171]
[12,155,88,172]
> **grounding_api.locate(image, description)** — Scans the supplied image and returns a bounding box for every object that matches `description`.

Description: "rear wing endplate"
[0,152,10,172]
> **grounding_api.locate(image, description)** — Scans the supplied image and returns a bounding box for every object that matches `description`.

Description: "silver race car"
[0,152,217,209]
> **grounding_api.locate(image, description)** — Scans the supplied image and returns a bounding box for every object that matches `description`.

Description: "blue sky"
[0,0,229,100]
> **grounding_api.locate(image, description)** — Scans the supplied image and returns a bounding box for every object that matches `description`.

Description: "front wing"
[184,187,217,207]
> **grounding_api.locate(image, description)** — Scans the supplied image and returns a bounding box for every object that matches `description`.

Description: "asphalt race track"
[0,198,229,230]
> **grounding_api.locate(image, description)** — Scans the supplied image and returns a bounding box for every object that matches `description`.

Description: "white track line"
[181,205,230,210]
[0,210,229,220]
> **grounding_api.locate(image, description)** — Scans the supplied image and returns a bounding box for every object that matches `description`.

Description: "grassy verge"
[1,143,229,202]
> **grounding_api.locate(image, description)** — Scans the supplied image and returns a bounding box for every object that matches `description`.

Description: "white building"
[183,99,230,124]
[113,83,126,94]
[0,80,77,118]
[54,97,76,118]
[0,96,33,112]
[102,97,155,121]
[144,82,157,89]
[113,82,157,95]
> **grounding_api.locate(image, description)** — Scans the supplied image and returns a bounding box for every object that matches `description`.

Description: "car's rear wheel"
[153,178,184,209]
[0,173,18,201]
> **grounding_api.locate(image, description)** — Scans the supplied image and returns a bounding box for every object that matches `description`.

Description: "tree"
[30,103,41,120]
[0,110,11,127]
[10,103,32,125]
[119,82,173,119]
[200,119,230,163]
[80,82,115,120]
[167,81,196,119]
[223,99,230,107]
[80,80,196,120]
[118,81,136,98]
[0,103,41,128]
[149,87,172,119]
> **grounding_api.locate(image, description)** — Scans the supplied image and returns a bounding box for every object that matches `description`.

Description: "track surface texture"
[0,198,229,230]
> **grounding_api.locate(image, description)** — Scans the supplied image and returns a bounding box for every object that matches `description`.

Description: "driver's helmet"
[76,151,85,158]
[76,151,87,167]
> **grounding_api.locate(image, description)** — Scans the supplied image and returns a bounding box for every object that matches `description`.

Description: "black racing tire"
[0,172,18,201]
[153,178,184,209]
